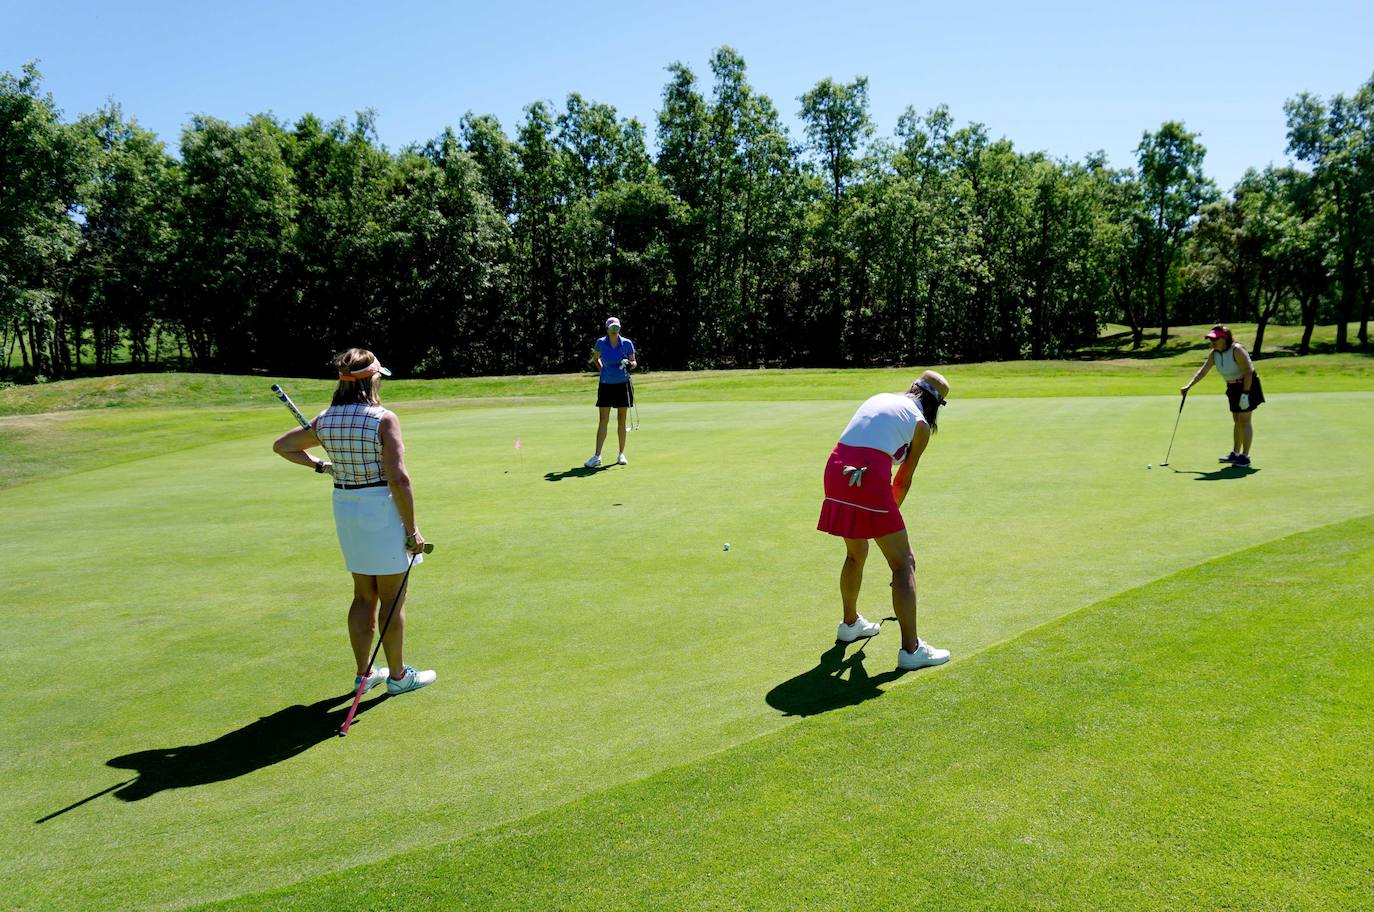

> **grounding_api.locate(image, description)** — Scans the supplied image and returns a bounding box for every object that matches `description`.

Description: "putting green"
[3,376,1372,911]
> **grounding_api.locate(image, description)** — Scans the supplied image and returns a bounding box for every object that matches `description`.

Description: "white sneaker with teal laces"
[387,664,437,695]
[898,639,950,670]
[837,615,882,642]
[584,454,603,468]
[356,667,389,693]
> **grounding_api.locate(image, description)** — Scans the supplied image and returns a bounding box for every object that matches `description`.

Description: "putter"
[271,383,311,430]
[1161,389,1187,467]
[338,541,436,737]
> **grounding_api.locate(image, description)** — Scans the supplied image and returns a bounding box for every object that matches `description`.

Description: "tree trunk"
[1334,244,1356,352]
[1298,292,1316,355]
[1359,266,1371,345]
[28,320,44,376]
[15,321,30,371]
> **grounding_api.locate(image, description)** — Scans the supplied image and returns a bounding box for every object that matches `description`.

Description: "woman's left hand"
[405,529,427,555]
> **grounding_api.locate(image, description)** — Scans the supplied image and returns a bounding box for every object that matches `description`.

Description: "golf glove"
[842,465,867,487]
[1239,393,1250,410]
[620,358,631,370]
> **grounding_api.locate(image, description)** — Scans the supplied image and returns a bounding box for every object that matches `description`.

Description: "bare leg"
[594,407,611,457]
[1232,412,1243,455]
[873,529,918,653]
[616,407,628,454]
[1238,411,1253,455]
[348,573,380,675]
[840,538,869,625]
[376,570,409,677]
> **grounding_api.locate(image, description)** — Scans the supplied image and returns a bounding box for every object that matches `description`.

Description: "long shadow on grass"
[37,690,387,822]
[544,465,612,482]
[1178,465,1260,481]
[766,628,906,717]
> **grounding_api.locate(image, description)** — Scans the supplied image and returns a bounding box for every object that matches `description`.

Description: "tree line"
[3,52,1372,381]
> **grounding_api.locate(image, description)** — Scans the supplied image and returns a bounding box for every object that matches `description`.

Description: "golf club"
[1161,389,1187,467]
[338,540,436,737]
[627,373,641,431]
[271,383,311,430]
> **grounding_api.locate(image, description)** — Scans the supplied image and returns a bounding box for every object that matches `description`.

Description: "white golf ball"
[1147,464,1153,469]
[723,543,731,551]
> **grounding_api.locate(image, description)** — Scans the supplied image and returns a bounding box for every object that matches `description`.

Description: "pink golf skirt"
[817,443,904,540]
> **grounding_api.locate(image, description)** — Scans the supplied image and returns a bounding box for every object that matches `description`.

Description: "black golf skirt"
[597,381,633,408]
[1226,374,1265,413]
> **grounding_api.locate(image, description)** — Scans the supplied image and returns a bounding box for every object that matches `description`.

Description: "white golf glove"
[1239,393,1250,410]
[842,465,867,487]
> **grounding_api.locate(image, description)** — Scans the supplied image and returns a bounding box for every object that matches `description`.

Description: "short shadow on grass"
[1179,465,1260,482]
[544,465,610,482]
[766,626,906,718]
[37,690,387,822]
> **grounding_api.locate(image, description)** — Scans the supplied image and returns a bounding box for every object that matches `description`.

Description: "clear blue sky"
[6,0,1372,189]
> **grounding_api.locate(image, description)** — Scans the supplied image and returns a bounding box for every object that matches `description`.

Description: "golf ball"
[723,543,731,551]
[1147,464,1153,469]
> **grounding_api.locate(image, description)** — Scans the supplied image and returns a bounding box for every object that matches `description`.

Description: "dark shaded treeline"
[3,52,1371,380]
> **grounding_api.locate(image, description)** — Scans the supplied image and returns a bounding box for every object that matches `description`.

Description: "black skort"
[597,381,633,408]
[1226,373,1265,413]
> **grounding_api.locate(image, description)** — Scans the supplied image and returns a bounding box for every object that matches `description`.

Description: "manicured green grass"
[197,513,1374,912]
[2,363,1371,911]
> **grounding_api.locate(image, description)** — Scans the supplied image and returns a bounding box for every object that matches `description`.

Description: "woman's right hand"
[405,529,427,555]
[1179,384,1190,395]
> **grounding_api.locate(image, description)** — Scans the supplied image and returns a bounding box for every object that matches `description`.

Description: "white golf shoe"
[387,664,437,695]
[837,615,882,642]
[355,667,389,693]
[617,452,628,465]
[584,454,603,468]
[897,639,950,671]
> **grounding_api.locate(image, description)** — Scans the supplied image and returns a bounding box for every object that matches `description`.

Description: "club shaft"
[271,384,312,429]
[1162,391,1187,465]
[339,550,421,736]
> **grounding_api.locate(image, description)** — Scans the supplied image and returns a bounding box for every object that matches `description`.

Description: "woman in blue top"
[585,317,637,468]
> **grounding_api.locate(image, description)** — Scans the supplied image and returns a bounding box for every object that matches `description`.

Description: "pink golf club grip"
[338,676,369,735]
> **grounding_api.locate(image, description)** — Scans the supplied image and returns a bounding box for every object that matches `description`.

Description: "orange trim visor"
[339,360,392,381]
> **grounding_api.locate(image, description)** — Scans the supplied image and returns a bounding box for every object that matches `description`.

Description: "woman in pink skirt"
[817,370,951,671]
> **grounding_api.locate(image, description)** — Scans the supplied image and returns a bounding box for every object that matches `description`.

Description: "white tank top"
[314,403,390,485]
[1212,347,1245,381]
[838,393,927,463]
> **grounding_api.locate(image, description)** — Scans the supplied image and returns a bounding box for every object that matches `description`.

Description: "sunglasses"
[916,380,948,406]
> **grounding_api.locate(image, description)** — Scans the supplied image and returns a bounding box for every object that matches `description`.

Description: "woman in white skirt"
[273,348,436,696]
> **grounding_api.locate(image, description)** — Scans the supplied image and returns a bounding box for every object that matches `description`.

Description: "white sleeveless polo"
[838,393,927,463]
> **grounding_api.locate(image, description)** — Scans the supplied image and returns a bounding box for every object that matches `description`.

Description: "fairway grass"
[2,364,1372,911]
[198,513,1374,912]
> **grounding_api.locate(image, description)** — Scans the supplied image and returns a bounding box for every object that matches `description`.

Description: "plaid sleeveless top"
[315,403,389,485]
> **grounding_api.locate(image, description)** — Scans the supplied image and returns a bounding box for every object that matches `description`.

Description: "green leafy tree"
[799,75,872,364]
[0,63,91,377]
[175,114,297,365]
[72,102,178,369]
[1136,121,1217,345]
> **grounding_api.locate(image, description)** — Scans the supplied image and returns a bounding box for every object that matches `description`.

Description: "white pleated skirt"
[331,486,422,576]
